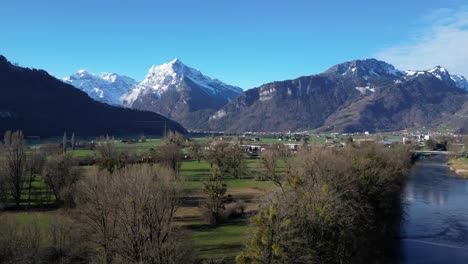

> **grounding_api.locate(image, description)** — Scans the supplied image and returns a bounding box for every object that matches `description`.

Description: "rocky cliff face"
[208,59,468,133]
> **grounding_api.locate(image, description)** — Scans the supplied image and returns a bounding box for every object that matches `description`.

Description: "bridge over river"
[410,150,458,155]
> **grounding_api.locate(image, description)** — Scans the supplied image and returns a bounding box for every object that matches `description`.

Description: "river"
[400,155,468,263]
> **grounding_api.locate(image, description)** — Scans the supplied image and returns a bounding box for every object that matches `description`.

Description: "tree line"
[237,143,414,264]
[1,130,415,263]
[0,131,195,263]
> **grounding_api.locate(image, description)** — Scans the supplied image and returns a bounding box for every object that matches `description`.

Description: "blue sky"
[1,0,467,89]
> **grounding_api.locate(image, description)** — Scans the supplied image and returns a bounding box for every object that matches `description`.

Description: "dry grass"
[449,157,468,178]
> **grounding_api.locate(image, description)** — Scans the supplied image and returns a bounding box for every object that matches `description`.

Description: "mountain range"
[0,55,185,137]
[62,70,136,105]
[21,56,468,135]
[64,59,243,130]
[207,59,468,133]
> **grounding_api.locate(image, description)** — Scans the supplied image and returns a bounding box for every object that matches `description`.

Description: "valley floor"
[1,156,282,262]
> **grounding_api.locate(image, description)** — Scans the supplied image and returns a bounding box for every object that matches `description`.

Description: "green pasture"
[191,220,249,261]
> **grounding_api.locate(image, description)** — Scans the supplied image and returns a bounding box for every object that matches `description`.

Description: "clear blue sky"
[1,0,467,89]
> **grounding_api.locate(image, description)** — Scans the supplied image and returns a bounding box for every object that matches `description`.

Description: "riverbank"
[448,157,468,178]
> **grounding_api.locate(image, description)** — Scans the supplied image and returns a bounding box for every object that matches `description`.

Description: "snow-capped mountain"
[324,59,468,91]
[207,58,468,133]
[325,58,404,78]
[123,58,242,106]
[62,70,136,105]
[122,59,243,130]
[405,66,468,91]
[451,74,468,91]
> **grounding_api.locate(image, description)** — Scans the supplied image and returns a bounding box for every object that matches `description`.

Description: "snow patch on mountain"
[405,70,426,77]
[355,86,375,94]
[210,109,227,120]
[63,70,136,105]
[259,87,277,101]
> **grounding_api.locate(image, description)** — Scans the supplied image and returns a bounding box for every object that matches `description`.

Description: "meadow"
[2,137,286,261]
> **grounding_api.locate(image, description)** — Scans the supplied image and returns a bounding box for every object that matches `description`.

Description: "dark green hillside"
[0,55,185,137]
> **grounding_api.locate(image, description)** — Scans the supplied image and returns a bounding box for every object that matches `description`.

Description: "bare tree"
[96,136,122,174]
[75,167,120,263]
[75,165,194,263]
[204,141,246,179]
[62,131,67,153]
[0,176,7,209]
[0,214,87,263]
[26,150,46,209]
[71,132,76,151]
[0,215,22,261]
[259,145,283,192]
[157,143,183,174]
[190,141,204,162]
[114,166,193,263]
[0,130,26,208]
[42,154,82,207]
[164,131,185,146]
[40,143,62,156]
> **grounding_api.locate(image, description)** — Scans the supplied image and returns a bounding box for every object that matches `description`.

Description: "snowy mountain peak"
[170,58,181,64]
[427,66,451,81]
[325,58,403,78]
[73,69,94,79]
[324,59,468,92]
[63,70,136,105]
[101,72,118,82]
[429,65,448,73]
[405,66,468,91]
[146,58,200,79]
[406,66,451,79]
[451,74,468,91]
[123,59,242,106]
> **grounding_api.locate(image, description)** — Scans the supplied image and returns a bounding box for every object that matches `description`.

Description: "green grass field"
[178,157,281,260]
[0,212,63,229]
[191,220,249,260]
[10,176,56,208]
[115,139,163,148]
[69,149,95,157]
[0,212,70,248]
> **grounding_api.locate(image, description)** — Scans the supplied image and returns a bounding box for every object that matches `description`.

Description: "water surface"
[400,155,468,263]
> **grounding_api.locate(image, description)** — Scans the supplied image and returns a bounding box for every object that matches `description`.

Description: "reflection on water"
[400,155,468,263]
